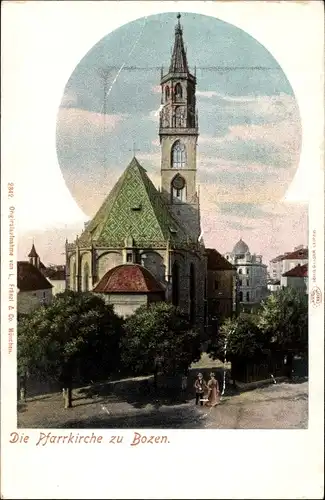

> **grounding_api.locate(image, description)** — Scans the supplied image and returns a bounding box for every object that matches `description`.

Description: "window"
[189,263,196,324]
[214,280,219,290]
[238,269,242,274]
[172,262,180,306]
[246,268,249,275]
[246,292,250,302]
[247,280,249,286]
[126,252,133,263]
[83,262,89,292]
[174,83,182,99]
[165,85,170,100]
[171,141,186,168]
[239,291,243,302]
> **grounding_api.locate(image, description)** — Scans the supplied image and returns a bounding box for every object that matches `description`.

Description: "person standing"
[205,372,220,407]
[194,373,207,406]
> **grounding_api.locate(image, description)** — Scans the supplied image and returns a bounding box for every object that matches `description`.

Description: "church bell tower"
[159,14,200,240]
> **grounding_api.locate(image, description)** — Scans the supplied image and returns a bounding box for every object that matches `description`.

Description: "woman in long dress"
[205,372,220,407]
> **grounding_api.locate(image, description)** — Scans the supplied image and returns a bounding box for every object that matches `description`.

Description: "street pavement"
[18,380,308,430]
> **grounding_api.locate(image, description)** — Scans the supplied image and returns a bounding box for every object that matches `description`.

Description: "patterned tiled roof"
[282,263,308,278]
[206,248,235,271]
[93,264,165,294]
[78,157,189,247]
[18,261,53,292]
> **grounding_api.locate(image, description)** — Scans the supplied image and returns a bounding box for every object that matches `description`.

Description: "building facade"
[269,245,308,281]
[206,248,238,331]
[66,15,207,326]
[42,265,66,295]
[281,263,308,295]
[17,257,53,316]
[225,239,268,310]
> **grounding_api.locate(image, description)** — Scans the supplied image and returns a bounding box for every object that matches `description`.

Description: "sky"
[20,12,307,265]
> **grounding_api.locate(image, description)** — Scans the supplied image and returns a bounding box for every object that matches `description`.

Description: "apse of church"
[65,15,207,327]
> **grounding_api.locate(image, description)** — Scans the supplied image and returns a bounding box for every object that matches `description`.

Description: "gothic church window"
[172,262,180,306]
[83,262,89,292]
[174,83,182,100]
[246,292,250,302]
[171,141,186,168]
[189,263,196,325]
[239,291,243,302]
[165,86,170,100]
[174,107,184,127]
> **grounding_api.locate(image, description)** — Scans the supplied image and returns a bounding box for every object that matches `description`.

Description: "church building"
[66,15,207,325]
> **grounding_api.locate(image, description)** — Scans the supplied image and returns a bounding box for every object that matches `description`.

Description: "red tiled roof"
[206,248,235,271]
[93,264,165,294]
[282,263,308,278]
[282,248,308,260]
[18,261,53,292]
[270,254,285,263]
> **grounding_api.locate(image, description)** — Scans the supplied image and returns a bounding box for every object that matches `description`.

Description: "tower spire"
[169,13,189,73]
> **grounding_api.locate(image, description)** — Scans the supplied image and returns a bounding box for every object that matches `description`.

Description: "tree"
[258,287,308,376]
[18,291,123,408]
[208,313,266,363]
[121,302,201,387]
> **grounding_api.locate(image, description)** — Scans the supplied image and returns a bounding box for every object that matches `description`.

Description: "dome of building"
[232,238,249,255]
[93,264,165,294]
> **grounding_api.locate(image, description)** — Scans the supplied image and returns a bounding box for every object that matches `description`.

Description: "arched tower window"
[171,141,186,168]
[172,262,179,306]
[83,262,89,292]
[239,291,243,302]
[189,263,196,324]
[246,292,250,302]
[174,83,183,100]
[165,85,170,101]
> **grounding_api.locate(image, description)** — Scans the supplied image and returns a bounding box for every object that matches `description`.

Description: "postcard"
[1,1,324,498]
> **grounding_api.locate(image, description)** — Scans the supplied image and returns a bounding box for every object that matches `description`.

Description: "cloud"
[218,203,268,219]
[57,108,127,137]
[196,90,219,99]
[61,90,78,108]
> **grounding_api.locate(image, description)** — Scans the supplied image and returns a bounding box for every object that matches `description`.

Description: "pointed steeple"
[28,242,41,268]
[169,14,189,74]
[28,243,38,258]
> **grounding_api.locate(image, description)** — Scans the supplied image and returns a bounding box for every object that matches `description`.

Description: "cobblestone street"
[18,379,308,430]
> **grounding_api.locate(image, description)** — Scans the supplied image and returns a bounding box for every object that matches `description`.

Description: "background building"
[42,265,66,295]
[17,261,53,316]
[206,248,237,331]
[269,245,308,281]
[281,263,308,295]
[225,238,268,311]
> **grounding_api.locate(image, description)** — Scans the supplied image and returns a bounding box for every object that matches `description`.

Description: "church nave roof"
[78,157,189,247]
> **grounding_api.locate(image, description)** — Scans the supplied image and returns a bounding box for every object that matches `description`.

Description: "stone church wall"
[140,250,166,282]
[96,251,123,281]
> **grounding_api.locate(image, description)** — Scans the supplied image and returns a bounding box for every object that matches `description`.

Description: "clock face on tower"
[172,175,185,190]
